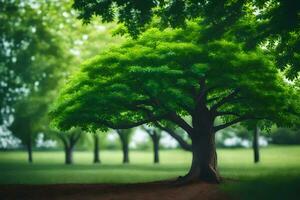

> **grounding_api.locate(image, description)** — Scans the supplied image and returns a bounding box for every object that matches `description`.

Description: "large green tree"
[51,22,298,183]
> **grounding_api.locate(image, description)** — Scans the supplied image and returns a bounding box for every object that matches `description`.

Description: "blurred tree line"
[0,0,123,163]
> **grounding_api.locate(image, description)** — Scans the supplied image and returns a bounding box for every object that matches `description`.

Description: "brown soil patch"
[0,180,231,200]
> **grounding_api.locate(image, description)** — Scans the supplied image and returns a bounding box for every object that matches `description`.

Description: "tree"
[9,97,40,163]
[115,129,133,164]
[237,121,263,163]
[142,125,161,163]
[253,124,260,163]
[0,0,63,124]
[93,131,101,163]
[270,127,300,145]
[50,22,298,183]
[57,128,82,165]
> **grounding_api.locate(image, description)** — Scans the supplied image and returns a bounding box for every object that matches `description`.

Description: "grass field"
[1,146,300,200]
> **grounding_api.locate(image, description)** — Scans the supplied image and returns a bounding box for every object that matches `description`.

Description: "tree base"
[174,167,221,186]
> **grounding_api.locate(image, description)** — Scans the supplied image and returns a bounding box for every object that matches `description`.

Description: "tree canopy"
[51,21,297,134]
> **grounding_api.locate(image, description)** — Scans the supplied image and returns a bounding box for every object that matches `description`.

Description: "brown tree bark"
[177,129,220,184]
[175,99,221,184]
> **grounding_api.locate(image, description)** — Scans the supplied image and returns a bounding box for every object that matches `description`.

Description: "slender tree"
[51,22,299,183]
[115,129,133,164]
[57,128,82,165]
[253,124,260,163]
[93,133,101,163]
[142,125,161,164]
[9,94,51,163]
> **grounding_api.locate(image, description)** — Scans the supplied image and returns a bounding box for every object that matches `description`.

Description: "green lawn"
[1,146,300,200]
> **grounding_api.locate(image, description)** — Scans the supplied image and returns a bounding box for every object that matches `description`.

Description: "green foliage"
[9,93,51,145]
[3,0,123,147]
[72,0,300,77]
[0,0,63,123]
[50,22,297,133]
[269,128,300,145]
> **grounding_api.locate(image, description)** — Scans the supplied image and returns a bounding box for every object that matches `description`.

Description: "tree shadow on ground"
[222,175,300,200]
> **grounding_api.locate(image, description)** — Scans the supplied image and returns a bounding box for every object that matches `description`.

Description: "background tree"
[115,129,133,164]
[142,125,161,164]
[9,94,49,163]
[56,128,82,165]
[0,0,62,124]
[51,22,299,183]
[2,0,123,157]
[270,128,300,145]
[93,131,101,164]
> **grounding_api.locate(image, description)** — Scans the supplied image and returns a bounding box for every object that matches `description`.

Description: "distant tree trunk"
[151,131,160,164]
[253,125,260,163]
[142,126,161,164]
[153,138,159,164]
[65,146,74,165]
[122,140,129,163]
[27,139,33,163]
[116,130,130,164]
[93,134,101,163]
[59,131,81,165]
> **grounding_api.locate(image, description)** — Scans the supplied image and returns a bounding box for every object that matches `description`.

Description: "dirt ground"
[0,180,231,200]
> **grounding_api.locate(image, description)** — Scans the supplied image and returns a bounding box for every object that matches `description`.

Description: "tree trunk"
[122,142,129,163]
[253,125,260,163]
[177,129,220,184]
[93,134,101,163]
[152,134,160,164]
[27,140,33,163]
[65,146,74,165]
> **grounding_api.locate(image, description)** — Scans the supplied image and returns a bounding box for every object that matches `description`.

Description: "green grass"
[1,146,300,200]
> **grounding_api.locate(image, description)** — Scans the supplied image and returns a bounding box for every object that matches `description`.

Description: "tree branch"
[213,115,251,132]
[215,111,241,117]
[141,125,154,138]
[210,89,239,111]
[155,122,192,152]
[58,133,69,148]
[168,113,193,136]
[103,115,162,129]
[206,96,221,104]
